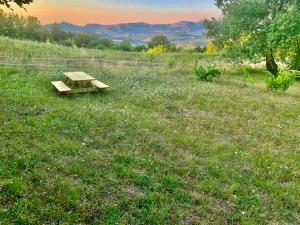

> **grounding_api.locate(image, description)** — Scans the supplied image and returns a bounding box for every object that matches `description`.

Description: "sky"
[1,0,220,25]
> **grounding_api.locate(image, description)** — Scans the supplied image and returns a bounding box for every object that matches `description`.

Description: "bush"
[133,45,147,52]
[266,70,296,92]
[206,42,217,53]
[59,38,75,47]
[147,45,167,54]
[194,65,221,81]
[148,35,171,49]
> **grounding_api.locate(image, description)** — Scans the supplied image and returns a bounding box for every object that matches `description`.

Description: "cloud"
[1,0,219,25]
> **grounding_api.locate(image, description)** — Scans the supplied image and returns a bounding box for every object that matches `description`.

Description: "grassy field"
[0,37,207,65]
[0,38,300,224]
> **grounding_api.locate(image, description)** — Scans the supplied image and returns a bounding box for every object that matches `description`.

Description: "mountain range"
[51,21,206,46]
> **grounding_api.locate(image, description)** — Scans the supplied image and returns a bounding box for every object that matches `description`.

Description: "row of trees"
[0,10,183,52]
[205,0,300,75]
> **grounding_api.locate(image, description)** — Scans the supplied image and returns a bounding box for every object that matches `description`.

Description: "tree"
[148,35,171,49]
[98,38,114,49]
[119,39,132,51]
[205,0,300,76]
[74,32,99,48]
[0,0,33,9]
[133,45,146,52]
[49,23,73,43]
[22,16,45,41]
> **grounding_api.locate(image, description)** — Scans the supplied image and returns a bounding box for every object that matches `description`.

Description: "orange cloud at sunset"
[1,0,219,25]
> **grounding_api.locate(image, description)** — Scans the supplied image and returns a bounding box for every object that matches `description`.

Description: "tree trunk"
[266,51,278,76]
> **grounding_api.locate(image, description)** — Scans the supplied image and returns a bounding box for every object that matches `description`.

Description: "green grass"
[0,38,300,224]
[0,37,207,64]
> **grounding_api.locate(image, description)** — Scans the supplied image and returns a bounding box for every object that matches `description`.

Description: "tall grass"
[0,37,201,65]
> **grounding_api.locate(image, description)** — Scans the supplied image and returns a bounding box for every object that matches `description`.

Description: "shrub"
[266,70,296,92]
[194,65,221,81]
[0,179,25,200]
[148,35,171,49]
[206,42,217,53]
[133,45,147,52]
[147,45,167,54]
[59,38,75,47]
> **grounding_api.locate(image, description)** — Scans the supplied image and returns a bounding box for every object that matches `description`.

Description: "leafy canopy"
[0,0,33,9]
[205,0,300,74]
[148,35,171,49]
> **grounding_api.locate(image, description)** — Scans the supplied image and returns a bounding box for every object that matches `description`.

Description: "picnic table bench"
[51,71,109,94]
[289,70,300,75]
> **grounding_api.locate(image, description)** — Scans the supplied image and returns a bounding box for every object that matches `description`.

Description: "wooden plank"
[64,72,95,82]
[289,70,300,74]
[289,70,300,79]
[91,80,109,89]
[69,87,97,93]
[51,81,72,93]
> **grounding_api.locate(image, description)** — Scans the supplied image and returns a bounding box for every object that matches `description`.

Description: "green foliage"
[118,39,132,52]
[0,9,47,42]
[0,10,181,53]
[133,45,147,52]
[194,64,221,81]
[291,43,300,70]
[206,0,300,75]
[49,23,72,42]
[0,179,25,200]
[59,38,75,47]
[73,32,99,48]
[194,45,207,53]
[162,176,179,193]
[0,10,147,52]
[148,35,171,49]
[98,38,114,49]
[266,70,296,92]
[0,66,18,76]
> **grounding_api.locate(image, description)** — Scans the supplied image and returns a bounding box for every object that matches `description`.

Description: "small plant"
[266,70,296,92]
[166,58,176,69]
[206,42,217,53]
[194,64,221,81]
[241,66,250,88]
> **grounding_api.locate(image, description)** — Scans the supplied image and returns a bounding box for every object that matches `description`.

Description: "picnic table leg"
[65,78,75,89]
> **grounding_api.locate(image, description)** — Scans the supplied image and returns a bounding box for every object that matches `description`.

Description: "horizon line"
[45,19,207,26]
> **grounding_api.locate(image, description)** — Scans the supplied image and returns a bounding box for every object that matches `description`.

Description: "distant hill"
[46,21,206,46]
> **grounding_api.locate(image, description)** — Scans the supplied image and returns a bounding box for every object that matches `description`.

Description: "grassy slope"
[0,38,300,224]
[0,37,205,63]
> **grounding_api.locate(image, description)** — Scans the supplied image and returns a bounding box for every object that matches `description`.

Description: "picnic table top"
[64,72,96,82]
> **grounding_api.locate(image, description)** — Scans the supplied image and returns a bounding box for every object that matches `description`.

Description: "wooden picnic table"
[51,71,109,94]
[64,72,96,82]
